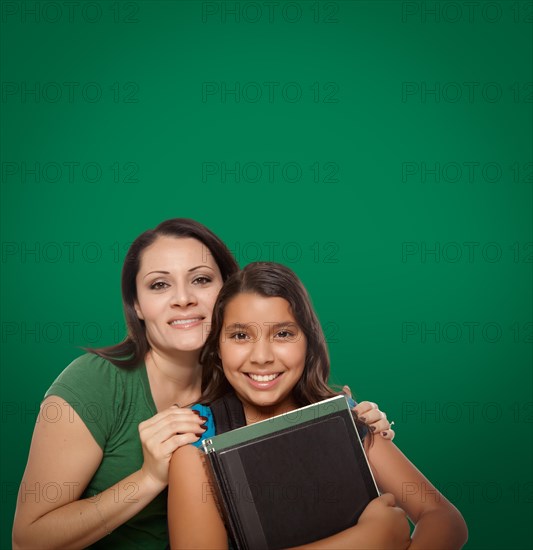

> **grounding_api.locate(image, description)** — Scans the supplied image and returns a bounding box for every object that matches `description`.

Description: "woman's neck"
[146,349,203,411]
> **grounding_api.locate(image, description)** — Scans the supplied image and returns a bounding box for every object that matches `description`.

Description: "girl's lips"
[245,372,283,389]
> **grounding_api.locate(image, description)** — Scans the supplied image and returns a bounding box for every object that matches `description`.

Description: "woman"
[12,219,394,549]
[168,262,468,550]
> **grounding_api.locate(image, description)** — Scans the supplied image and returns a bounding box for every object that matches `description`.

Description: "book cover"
[202,395,379,550]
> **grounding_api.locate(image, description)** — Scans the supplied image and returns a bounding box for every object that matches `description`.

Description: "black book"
[202,395,379,550]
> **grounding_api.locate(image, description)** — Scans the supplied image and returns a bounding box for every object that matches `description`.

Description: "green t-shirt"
[45,353,167,549]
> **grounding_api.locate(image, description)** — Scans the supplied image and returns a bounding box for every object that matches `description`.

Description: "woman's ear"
[134,301,144,320]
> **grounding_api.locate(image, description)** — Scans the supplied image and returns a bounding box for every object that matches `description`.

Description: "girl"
[12,220,393,549]
[168,262,468,550]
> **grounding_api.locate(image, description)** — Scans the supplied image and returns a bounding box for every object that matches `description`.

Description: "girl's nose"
[249,332,274,365]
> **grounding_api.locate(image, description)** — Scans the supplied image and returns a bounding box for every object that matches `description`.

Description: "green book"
[202,395,379,550]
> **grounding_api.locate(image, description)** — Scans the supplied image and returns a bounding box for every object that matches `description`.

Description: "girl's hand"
[343,386,395,440]
[357,493,411,550]
[138,405,206,489]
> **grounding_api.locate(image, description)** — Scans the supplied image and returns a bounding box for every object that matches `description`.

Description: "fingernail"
[191,409,200,416]
[201,423,207,430]
[370,426,376,432]
[200,416,208,422]
[382,431,388,437]
[359,416,366,422]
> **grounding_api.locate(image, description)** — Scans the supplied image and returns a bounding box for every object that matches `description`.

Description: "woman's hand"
[356,493,411,550]
[343,386,395,440]
[138,405,206,490]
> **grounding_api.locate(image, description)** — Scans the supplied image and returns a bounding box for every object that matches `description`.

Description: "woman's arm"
[366,436,468,550]
[13,396,203,549]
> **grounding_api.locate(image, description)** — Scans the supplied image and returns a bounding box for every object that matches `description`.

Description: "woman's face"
[219,293,307,418]
[134,236,223,355]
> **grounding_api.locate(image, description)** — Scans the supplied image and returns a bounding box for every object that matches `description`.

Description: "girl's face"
[219,293,307,419]
[134,236,223,356]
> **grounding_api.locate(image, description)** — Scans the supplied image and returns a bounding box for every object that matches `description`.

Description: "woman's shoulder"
[52,353,117,383]
[45,352,144,399]
[60,352,143,378]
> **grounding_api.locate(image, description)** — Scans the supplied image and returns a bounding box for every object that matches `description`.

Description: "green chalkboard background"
[1,1,532,548]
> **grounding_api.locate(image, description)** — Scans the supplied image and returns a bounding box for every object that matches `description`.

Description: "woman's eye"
[192,276,212,285]
[150,281,169,290]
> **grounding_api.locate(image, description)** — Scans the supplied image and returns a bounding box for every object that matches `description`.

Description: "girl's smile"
[219,293,307,420]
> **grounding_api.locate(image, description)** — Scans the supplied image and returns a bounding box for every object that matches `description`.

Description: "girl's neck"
[146,349,202,411]
[243,398,299,425]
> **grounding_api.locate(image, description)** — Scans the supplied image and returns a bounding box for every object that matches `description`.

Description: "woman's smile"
[134,236,223,354]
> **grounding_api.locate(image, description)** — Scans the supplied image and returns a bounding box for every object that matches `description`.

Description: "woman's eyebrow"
[188,265,214,272]
[143,270,170,279]
[142,266,214,280]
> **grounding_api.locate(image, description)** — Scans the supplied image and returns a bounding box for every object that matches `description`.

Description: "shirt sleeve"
[44,353,124,449]
[189,403,215,448]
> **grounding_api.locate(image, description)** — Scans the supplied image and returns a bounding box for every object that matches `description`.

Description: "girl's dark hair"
[200,262,371,440]
[88,218,239,368]
[200,262,336,406]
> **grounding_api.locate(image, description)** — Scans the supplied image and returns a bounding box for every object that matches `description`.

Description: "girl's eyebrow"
[224,322,298,330]
[270,322,298,329]
[224,323,247,330]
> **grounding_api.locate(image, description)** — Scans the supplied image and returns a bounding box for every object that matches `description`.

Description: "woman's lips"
[168,317,204,329]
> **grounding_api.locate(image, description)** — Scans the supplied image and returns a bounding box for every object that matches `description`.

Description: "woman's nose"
[170,285,197,307]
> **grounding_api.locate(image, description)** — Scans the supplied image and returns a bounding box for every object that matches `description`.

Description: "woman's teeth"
[169,318,201,326]
[248,373,280,382]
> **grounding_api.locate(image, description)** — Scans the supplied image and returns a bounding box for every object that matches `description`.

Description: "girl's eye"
[150,281,169,290]
[192,276,212,285]
[231,332,249,341]
[275,329,298,341]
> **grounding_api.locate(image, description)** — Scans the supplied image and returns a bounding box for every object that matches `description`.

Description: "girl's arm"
[168,444,228,549]
[366,436,468,550]
[168,446,410,550]
[12,396,203,549]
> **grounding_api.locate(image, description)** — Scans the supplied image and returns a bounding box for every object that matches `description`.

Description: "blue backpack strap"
[190,404,215,448]
[210,391,247,435]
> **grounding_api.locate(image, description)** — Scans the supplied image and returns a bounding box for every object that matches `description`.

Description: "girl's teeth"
[249,373,279,382]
